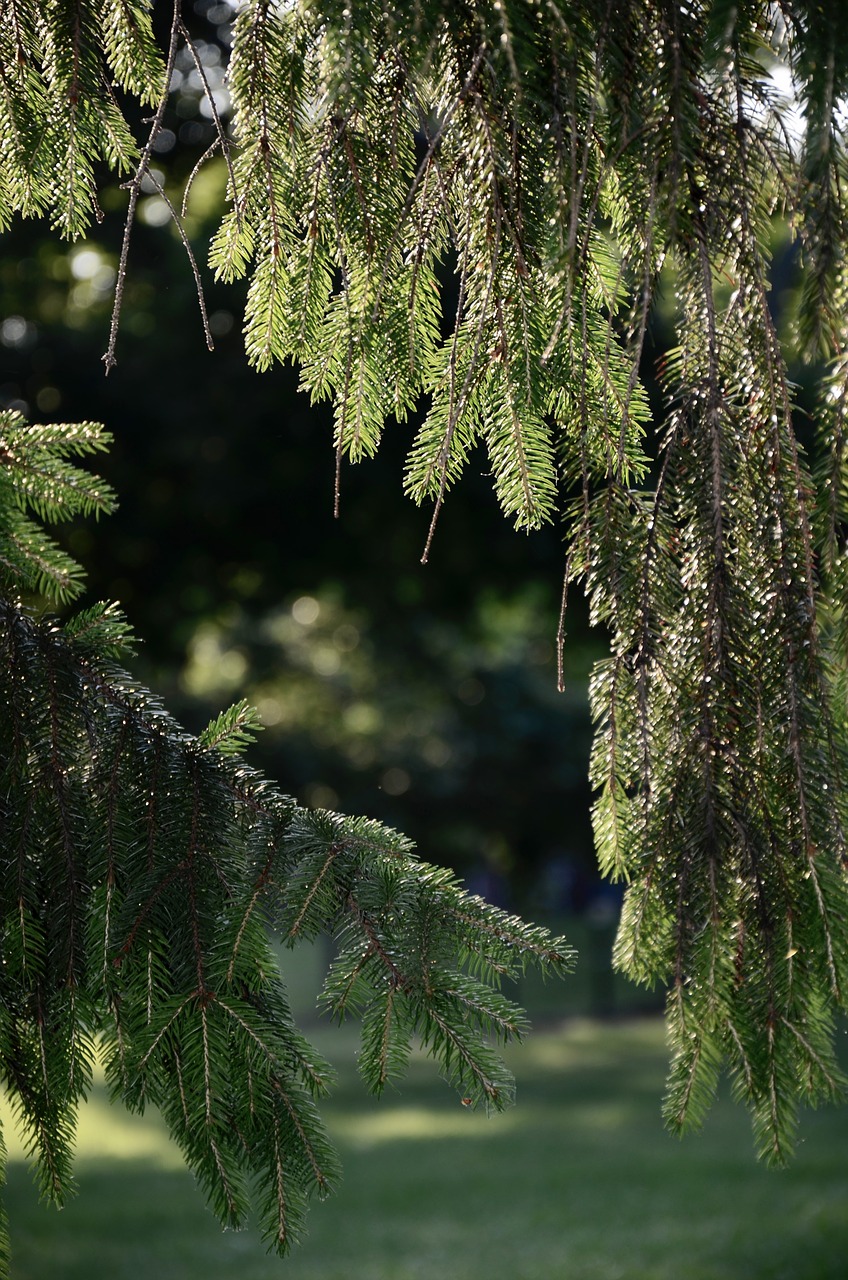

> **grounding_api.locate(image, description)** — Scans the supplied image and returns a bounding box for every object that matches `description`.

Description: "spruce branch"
[0,559,573,1257]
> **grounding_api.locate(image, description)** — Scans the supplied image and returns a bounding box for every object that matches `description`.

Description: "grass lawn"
[3,1014,848,1280]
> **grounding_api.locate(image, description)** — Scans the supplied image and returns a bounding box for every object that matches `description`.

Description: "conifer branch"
[369,44,486,322]
[420,204,498,561]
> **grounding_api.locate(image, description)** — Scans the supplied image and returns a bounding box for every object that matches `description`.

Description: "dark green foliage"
[0,415,573,1268]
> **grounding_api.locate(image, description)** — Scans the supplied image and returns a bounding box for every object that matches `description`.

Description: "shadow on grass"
[4,1019,848,1280]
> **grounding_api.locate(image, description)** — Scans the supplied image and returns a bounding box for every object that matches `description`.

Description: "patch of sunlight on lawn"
[510,1015,667,1070]
[331,1104,521,1145]
[331,1096,635,1147]
[0,1075,184,1169]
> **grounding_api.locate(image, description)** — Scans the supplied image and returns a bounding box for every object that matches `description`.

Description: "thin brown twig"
[178,18,239,219]
[181,136,221,218]
[103,2,182,373]
[146,171,214,349]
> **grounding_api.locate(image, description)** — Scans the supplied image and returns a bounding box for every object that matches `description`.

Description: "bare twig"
[178,18,239,219]
[145,171,214,349]
[103,2,215,371]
